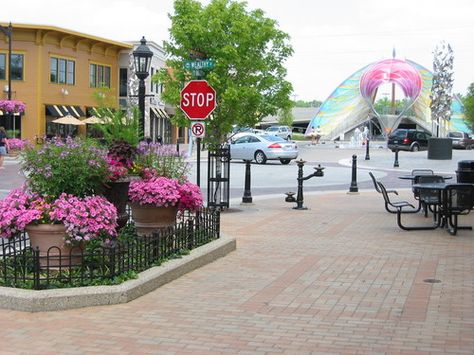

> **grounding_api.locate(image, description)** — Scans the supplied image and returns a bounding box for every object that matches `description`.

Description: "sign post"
[180,80,216,188]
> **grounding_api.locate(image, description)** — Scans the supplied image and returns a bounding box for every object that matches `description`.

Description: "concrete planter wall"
[428,138,452,160]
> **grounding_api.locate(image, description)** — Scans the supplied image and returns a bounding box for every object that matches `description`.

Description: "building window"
[50,57,75,85]
[89,63,111,88]
[119,68,127,97]
[0,54,5,80]
[10,54,24,81]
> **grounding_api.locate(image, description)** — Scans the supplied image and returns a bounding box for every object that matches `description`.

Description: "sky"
[2,0,474,102]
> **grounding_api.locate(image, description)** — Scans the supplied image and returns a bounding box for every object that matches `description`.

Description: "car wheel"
[254,150,267,164]
[467,144,473,150]
[411,144,420,152]
[280,159,291,165]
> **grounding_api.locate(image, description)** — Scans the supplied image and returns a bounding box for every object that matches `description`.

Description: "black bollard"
[365,138,370,160]
[176,141,180,154]
[393,147,399,168]
[349,154,359,193]
[242,160,253,203]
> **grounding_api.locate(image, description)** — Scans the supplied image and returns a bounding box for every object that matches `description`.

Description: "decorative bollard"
[242,160,253,204]
[393,147,399,168]
[349,154,359,193]
[365,138,370,160]
[285,159,325,210]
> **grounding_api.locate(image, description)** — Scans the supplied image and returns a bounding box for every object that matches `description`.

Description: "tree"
[277,106,293,127]
[155,0,293,145]
[462,83,474,132]
[293,99,321,108]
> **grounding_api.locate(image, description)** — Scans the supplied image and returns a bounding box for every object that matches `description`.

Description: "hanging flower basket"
[0,100,26,114]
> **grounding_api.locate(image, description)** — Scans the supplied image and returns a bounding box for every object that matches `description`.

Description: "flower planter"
[129,203,178,236]
[25,223,83,268]
[103,180,131,230]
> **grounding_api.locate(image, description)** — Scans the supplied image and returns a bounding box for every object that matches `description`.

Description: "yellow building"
[0,23,132,141]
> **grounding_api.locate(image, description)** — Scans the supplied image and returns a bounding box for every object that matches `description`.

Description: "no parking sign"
[191,122,206,138]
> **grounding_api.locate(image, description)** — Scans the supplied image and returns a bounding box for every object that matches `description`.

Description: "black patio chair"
[415,175,446,218]
[377,181,422,223]
[444,184,474,235]
[368,172,399,214]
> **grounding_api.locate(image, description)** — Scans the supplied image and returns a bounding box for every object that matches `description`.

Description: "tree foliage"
[277,106,293,127]
[293,99,321,108]
[462,83,474,132]
[155,0,293,145]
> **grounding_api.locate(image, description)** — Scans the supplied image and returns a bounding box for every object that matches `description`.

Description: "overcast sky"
[2,0,474,101]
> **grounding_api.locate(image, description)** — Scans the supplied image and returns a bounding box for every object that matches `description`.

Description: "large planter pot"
[129,203,178,236]
[103,180,131,230]
[25,223,83,268]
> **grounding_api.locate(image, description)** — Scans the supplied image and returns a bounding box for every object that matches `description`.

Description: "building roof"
[261,107,319,125]
[1,22,133,49]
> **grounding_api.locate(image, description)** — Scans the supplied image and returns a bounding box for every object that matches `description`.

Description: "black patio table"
[397,182,474,234]
[398,174,453,181]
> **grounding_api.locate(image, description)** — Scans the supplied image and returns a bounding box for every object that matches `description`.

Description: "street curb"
[0,235,236,312]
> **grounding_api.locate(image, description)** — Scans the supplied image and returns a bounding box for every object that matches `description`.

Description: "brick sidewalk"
[0,190,473,353]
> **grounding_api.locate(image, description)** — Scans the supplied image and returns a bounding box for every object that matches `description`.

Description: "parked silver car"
[265,125,292,140]
[229,133,298,164]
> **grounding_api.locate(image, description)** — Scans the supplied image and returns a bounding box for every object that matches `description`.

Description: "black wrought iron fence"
[0,208,220,290]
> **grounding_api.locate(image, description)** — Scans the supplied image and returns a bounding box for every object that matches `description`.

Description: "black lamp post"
[132,36,153,139]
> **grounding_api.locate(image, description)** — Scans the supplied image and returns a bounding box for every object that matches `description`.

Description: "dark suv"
[387,129,431,152]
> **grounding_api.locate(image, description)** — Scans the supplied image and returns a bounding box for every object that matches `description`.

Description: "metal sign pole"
[196,137,201,187]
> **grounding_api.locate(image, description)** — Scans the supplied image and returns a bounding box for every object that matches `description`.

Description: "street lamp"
[132,36,153,139]
[0,23,12,101]
[0,23,13,135]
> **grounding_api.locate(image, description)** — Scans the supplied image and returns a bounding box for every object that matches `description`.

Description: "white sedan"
[229,133,298,164]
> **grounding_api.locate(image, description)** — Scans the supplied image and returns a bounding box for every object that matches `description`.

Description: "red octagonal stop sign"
[180,80,217,120]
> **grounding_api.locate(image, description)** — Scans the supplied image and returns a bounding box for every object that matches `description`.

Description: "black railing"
[0,208,220,290]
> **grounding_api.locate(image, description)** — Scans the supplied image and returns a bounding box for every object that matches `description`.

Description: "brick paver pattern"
[0,190,473,354]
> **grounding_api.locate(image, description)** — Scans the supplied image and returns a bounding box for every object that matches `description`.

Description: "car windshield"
[449,132,463,138]
[261,135,285,142]
[391,130,407,138]
[266,127,279,132]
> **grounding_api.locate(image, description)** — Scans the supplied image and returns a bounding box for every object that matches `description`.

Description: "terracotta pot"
[103,180,131,230]
[25,223,83,268]
[129,203,178,236]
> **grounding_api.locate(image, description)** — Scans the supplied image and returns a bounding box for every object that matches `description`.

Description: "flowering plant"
[0,99,26,114]
[20,137,109,198]
[0,189,117,243]
[133,142,190,182]
[128,177,203,211]
[129,177,181,207]
[6,138,30,151]
[106,157,129,182]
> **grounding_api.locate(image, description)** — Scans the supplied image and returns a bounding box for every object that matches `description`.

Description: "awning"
[151,107,169,119]
[86,107,114,118]
[0,111,21,116]
[46,105,85,118]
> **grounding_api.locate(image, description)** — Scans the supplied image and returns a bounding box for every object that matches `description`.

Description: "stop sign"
[180,80,217,120]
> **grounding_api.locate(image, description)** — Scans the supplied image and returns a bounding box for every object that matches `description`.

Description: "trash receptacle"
[456,160,474,183]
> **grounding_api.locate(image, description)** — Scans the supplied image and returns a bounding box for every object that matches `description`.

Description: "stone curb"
[0,236,236,312]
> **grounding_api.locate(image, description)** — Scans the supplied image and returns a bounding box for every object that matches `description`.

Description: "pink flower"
[0,189,117,243]
[128,177,203,211]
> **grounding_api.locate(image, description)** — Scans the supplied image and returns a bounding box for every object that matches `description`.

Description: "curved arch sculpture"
[306,58,468,140]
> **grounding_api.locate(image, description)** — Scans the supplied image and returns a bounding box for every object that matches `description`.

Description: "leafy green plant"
[20,137,109,198]
[93,107,141,147]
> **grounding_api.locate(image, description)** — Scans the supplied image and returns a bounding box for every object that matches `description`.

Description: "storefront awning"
[86,107,114,118]
[151,107,169,119]
[0,111,21,116]
[46,105,85,118]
